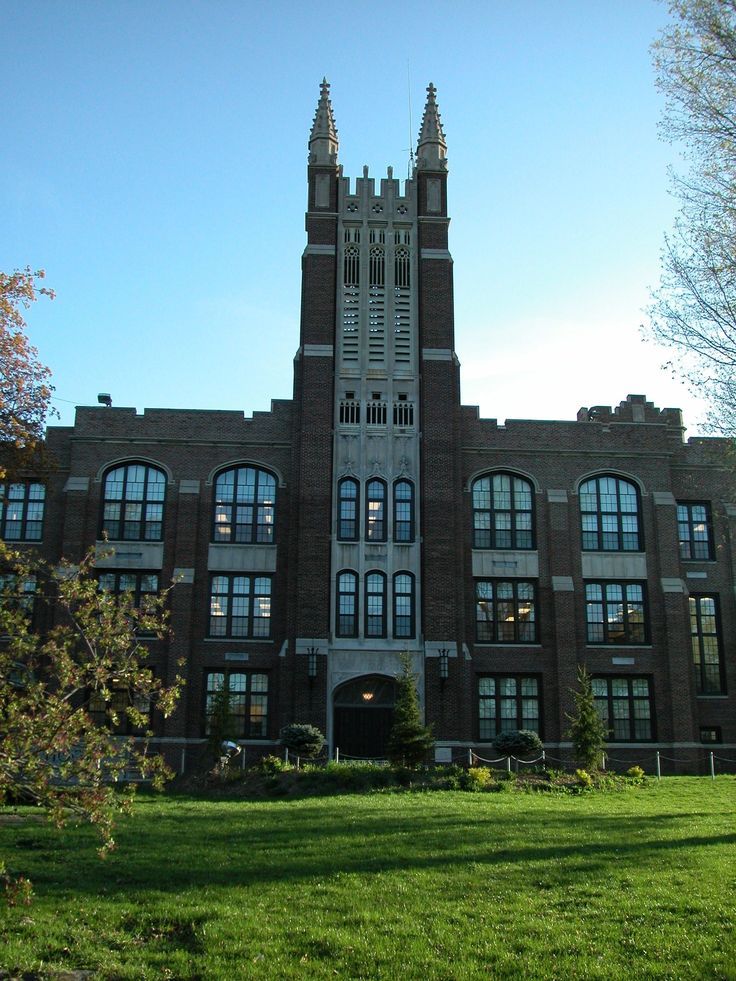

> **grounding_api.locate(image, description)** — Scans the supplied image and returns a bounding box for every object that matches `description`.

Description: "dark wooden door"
[334,706,394,758]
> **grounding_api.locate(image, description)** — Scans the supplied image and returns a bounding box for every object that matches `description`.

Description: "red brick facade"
[26,84,736,774]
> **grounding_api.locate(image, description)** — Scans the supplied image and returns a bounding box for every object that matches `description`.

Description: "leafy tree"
[565,665,608,771]
[647,1,736,432]
[0,268,55,475]
[280,723,325,759]
[0,546,182,858]
[207,684,237,761]
[386,652,434,767]
[0,272,182,899]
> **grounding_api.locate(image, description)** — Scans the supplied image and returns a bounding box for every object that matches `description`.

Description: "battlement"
[576,394,683,428]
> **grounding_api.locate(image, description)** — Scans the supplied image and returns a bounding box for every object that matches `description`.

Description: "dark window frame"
[87,670,153,736]
[337,477,360,542]
[585,581,648,645]
[471,472,535,550]
[100,462,166,542]
[690,594,725,695]
[365,570,387,638]
[203,669,269,739]
[677,501,714,561]
[208,574,272,640]
[477,674,542,742]
[592,675,655,742]
[212,466,276,545]
[365,479,387,542]
[0,481,45,542]
[336,569,359,638]
[579,474,642,552]
[393,571,415,639]
[393,479,415,543]
[475,579,538,644]
[700,726,722,744]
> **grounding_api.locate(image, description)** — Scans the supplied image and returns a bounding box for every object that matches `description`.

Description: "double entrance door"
[333,674,396,759]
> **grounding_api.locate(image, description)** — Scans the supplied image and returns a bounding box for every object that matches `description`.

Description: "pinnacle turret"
[416,82,447,171]
[309,77,339,166]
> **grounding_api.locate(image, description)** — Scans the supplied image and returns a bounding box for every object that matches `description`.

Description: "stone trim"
[422,348,453,361]
[552,576,574,592]
[652,491,676,506]
[420,249,453,260]
[302,244,336,256]
[63,476,89,493]
[173,568,195,584]
[178,480,200,495]
[547,489,568,503]
[661,578,687,593]
[304,344,334,357]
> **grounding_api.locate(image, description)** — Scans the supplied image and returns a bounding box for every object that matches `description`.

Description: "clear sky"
[1,0,711,434]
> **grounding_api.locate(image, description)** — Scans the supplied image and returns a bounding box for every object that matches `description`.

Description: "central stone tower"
[291,81,462,756]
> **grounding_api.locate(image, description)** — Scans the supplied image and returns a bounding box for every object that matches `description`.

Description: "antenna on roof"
[406,60,414,178]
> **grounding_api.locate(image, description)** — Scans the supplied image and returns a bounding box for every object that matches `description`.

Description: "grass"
[1,778,735,979]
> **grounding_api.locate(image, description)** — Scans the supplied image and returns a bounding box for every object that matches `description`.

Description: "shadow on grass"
[7,794,736,898]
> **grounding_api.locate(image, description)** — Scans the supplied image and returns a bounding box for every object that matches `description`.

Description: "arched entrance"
[333,674,396,759]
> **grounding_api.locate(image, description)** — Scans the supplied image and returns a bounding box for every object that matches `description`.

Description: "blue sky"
[1,0,710,433]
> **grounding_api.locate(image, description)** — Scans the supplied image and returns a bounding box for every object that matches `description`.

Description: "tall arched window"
[101,463,166,541]
[366,479,387,541]
[337,478,359,541]
[393,479,415,543]
[365,571,387,638]
[336,571,358,637]
[213,466,276,544]
[472,473,534,549]
[579,475,641,551]
[393,572,415,639]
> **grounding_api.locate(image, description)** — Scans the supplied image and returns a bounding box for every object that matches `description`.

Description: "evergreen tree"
[387,652,434,767]
[565,665,608,770]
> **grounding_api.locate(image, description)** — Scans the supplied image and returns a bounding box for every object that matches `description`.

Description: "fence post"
[285,747,289,764]
[542,750,546,766]
[656,751,661,780]
[468,749,474,766]
[335,747,340,764]
[710,751,715,780]
[180,746,186,775]
[241,748,246,770]
[601,752,606,771]
[506,756,511,773]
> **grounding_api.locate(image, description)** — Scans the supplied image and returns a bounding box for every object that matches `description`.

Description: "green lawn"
[2,778,735,979]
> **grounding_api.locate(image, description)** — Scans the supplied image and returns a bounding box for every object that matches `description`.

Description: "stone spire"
[416,82,447,171]
[308,77,339,165]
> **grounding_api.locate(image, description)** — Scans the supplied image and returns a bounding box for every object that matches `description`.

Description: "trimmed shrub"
[280,723,325,759]
[461,767,494,791]
[492,729,543,756]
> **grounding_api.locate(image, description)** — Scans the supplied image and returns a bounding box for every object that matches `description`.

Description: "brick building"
[16,82,735,772]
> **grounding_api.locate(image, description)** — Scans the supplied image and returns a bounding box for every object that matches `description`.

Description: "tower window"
[393,479,415,543]
[344,245,360,287]
[365,571,387,637]
[336,570,358,637]
[337,478,359,541]
[366,480,387,541]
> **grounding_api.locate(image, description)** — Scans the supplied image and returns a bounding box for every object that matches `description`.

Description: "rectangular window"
[0,482,45,541]
[203,670,269,738]
[677,502,714,561]
[98,571,160,635]
[700,727,722,744]
[475,580,537,643]
[0,574,37,629]
[690,595,724,694]
[592,676,654,741]
[87,672,153,735]
[208,575,271,639]
[585,582,647,644]
[478,675,541,741]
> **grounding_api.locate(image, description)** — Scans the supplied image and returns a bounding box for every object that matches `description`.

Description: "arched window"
[393,479,415,543]
[365,571,387,638]
[580,475,641,551]
[472,473,534,549]
[366,479,387,541]
[337,478,359,541]
[393,572,415,639]
[101,463,166,541]
[336,571,358,637]
[213,466,276,544]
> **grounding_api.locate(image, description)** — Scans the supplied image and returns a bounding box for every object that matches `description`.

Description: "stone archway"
[333,674,397,759]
